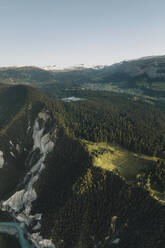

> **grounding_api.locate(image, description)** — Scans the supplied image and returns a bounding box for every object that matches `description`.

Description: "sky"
[0,0,165,67]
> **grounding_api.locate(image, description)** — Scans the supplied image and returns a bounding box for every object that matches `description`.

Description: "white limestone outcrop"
[0,151,4,168]
[2,110,56,248]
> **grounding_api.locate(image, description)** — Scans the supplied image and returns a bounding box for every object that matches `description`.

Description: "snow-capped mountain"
[42,64,107,71]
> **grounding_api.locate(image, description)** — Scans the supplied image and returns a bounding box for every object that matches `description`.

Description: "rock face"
[1,110,57,248]
[0,151,4,168]
[0,83,165,248]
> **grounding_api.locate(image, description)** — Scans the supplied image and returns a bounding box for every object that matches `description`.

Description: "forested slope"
[59,91,165,158]
[0,84,165,248]
[32,141,165,248]
[0,84,47,199]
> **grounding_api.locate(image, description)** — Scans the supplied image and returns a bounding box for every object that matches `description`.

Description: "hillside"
[0,82,165,247]
[60,91,165,158]
[45,55,165,99]
[1,56,165,100]
[0,85,27,130]
[0,84,47,199]
[32,161,165,248]
[0,66,54,86]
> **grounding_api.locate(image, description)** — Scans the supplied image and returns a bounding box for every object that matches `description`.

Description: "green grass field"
[82,140,158,181]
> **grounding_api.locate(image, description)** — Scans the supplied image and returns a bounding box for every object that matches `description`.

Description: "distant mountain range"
[0,62,165,247]
[1,55,165,99]
[42,64,107,71]
[41,55,165,72]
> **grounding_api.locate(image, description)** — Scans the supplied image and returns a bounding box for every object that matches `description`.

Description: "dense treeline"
[0,84,47,132]
[0,84,165,247]
[33,143,165,248]
[153,160,165,189]
[32,128,92,234]
[31,99,165,248]
[0,85,28,130]
[144,160,165,192]
[58,91,165,158]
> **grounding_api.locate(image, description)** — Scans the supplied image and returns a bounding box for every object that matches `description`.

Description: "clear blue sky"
[0,0,165,67]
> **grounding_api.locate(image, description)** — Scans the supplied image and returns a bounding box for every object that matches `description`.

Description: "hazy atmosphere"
[0,0,165,67]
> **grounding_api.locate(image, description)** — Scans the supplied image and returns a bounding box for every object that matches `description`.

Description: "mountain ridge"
[0,60,165,247]
[1,55,165,100]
